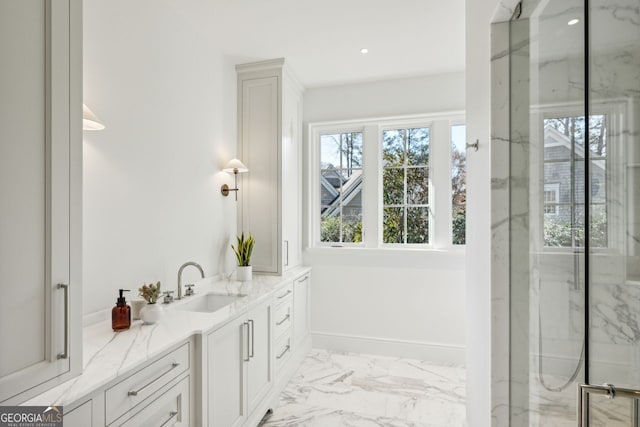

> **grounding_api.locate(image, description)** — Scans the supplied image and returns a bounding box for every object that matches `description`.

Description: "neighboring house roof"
[321,169,363,217]
[543,125,605,171]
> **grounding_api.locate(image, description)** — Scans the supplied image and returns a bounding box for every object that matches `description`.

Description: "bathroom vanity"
[25,268,311,427]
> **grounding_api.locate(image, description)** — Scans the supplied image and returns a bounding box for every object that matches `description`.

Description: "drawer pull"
[298,276,309,283]
[276,314,290,326]
[127,362,180,397]
[276,344,291,360]
[159,411,179,427]
[277,289,292,299]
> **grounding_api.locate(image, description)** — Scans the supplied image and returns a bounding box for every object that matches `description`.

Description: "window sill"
[304,245,466,270]
[308,245,465,255]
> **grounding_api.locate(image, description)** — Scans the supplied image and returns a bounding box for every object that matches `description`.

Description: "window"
[543,183,560,215]
[542,114,608,247]
[320,132,363,244]
[451,124,467,245]
[310,113,465,250]
[382,128,430,244]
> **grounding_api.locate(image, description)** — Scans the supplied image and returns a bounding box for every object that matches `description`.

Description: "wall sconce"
[221,158,248,201]
[83,103,106,130]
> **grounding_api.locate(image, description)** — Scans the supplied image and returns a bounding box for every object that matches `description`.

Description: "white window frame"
[543,183,560,215]
[532,99,629,253]
[307,112,465,251]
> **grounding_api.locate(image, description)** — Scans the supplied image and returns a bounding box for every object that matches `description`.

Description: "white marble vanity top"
[25,266,310,407]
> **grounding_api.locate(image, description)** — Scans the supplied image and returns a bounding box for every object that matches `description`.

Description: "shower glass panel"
[588,0,640,423]
[509,0,586,425]
[509,0,640,425]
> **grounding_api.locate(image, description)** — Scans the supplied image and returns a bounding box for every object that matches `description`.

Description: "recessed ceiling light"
[568,18,580,26]
[360,48,369,54]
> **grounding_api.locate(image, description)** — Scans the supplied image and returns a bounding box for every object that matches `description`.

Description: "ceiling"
[205,0,466,88]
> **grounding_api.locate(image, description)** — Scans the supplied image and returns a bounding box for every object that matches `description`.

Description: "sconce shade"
[83,103,106,131]
[222,158,248,174]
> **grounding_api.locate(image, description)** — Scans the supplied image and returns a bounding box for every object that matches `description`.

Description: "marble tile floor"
[260,349,466,427]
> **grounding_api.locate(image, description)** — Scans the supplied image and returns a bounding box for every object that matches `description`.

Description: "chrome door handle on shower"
[578,383,640,426]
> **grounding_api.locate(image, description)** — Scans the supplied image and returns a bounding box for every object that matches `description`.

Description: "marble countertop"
[25,266,311,407]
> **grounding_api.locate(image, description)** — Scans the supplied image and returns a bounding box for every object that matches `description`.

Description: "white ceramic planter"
[140,303,163,324]
[237,266,252,281]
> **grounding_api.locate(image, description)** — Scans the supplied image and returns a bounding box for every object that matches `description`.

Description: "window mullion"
[362,124,379,248]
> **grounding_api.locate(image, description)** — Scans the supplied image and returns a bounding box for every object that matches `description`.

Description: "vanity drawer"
[117,376,190,427]
[274,282,293,305]
[274,299,292,339]
[274,333,292,372]
[105,342,190,425]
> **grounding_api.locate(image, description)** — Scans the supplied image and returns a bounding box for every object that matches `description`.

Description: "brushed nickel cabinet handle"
[276,314,290,326]
[276,344,291,360]
[127,362,180,396]
[248,319,254,358]
[243,322,250,362]
[277,289,292,299]
[57,283,69,360]
[159,411,179,427]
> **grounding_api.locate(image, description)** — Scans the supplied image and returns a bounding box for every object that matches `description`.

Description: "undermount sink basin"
[175,293,246,313]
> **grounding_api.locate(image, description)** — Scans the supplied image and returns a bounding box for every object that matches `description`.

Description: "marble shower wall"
[491,0,640,425]
[589,0,640,389]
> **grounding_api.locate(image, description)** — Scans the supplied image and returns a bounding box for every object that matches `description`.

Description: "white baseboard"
[311,331,466,366]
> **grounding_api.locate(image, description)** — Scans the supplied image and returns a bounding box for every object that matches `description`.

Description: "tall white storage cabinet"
[236,59,303,275]
[0,0,83,404]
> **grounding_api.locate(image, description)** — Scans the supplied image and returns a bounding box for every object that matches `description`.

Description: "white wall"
[82,0,239,315]
[304,72,465,123]
[303,73,467,364]
[465,0,507,425]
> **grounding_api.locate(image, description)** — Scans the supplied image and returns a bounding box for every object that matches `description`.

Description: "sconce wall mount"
[221,159,248,201]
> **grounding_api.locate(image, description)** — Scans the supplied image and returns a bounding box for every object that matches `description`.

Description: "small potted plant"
[232,233,255,281]
[138,281,163,324]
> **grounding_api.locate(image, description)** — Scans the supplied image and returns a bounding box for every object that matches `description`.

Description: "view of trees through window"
[320,132,363,243]
[542,114,607,247]
[451,125,467,245]
[382,128,430,244]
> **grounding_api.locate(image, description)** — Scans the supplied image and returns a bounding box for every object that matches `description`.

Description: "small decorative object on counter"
[112,289,131,332]
[138,281,163,324]
[130,298,146,320]
[232,232,255,281]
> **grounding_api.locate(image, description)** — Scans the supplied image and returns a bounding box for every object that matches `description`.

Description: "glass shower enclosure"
[508,0,640,425]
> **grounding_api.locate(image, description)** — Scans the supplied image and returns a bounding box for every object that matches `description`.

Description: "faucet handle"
[185,284,196,297]
[163,291,175,304]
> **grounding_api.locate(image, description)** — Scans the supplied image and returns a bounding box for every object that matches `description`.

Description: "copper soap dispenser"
[112,289,131,332]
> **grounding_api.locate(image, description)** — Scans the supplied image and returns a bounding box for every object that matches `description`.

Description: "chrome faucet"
[177,261,204,300]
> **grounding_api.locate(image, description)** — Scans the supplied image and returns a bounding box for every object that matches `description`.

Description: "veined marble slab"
[24,266,311,407]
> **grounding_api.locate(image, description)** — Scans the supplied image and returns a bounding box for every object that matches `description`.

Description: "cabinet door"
[64,401,92,427]
[293,274,310,345]
[0,0,82,404]
[281,81,302,270]
[247,300,272,414]
[207,318,247,427]
[238,76,280,274]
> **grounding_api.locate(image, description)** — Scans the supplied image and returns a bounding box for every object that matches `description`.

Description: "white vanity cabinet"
[236,58,304,275]
[293,272,311,347]
[207,298,273,427]
[64,400,93,427]
[0,0,82,404]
